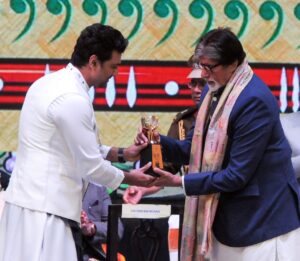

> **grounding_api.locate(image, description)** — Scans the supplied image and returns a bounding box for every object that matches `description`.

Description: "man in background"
[81,183,124,261]
[123,60,206,204]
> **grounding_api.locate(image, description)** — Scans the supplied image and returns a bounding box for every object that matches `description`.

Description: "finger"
[134,137,141,145]
[151,179,164,187]
[132,199,139,204]
[153,167,172,177]
[129,187,137,194]
[139,142,148,149]
[153,131,160,142]
[145,180,157,187]
[140,162,152,171]
[135,137,146,145]
[138,130,148,143]
[153,167,165,176]
[123,194,129,203]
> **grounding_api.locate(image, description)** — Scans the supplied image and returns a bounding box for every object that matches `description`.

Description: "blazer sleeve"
[184,95,276,195]
[160,131,193,166]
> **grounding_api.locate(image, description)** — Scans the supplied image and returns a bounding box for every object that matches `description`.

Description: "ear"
[88,55,98,69]
[229,60,239,72]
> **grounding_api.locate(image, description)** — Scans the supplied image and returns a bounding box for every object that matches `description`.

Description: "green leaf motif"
[10,0,36,42]
[46,0,72,42]
[189,0,214,46]
[154,0,178,46]
[294,3,300,49]
[224,0,249,39]
[82,0,107,25]
[259,1,284,48]
[118,0,143,41]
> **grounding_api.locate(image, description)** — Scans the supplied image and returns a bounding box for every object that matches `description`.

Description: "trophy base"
[140,144,163,177]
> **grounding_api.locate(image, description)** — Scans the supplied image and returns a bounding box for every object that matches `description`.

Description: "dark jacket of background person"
[164,106,198,175]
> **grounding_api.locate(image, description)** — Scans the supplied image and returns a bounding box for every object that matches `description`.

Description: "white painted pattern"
[126,66,137,108]
[280,67,288,113]
[165,81,179,96]
[292,67,299,112]
[105,76,116,107]
[0,78,3,91]
[44,64,51,75]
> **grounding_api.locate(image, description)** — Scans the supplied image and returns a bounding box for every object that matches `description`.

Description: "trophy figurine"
[140,115,164,177]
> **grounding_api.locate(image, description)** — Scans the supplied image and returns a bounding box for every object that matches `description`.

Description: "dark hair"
[71,24,128,67]
[187,54,201,68]
[187,55,195,67]
[194,27,246,66]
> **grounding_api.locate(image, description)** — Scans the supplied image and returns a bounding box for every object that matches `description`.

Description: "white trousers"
[0,203,77,261]
[0,191,5,219]
[211,227,300,261]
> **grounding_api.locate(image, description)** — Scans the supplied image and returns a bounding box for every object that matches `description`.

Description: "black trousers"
[64,219,83,261]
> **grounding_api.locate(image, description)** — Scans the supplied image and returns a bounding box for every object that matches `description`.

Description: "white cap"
[187,63,202,79]
[187,68,202,79]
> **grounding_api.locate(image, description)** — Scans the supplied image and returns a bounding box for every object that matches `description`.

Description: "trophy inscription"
[140,115,163,177]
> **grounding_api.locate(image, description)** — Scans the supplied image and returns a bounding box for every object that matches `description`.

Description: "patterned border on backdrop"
[0,59,299,113]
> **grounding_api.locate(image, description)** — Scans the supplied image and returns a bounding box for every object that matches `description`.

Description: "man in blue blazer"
[138,28,300,260]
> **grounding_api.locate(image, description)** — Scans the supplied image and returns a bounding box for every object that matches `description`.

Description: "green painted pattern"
[154,0,178,46]
[46,0,72,42]
[189,0,214,46]
[118,0,144,41]
[224,0,249,39]
[82,0,108,25]
[259,1,284,48]
[294,3,300,49]
[7,1,300,49]
[10,0,36,42]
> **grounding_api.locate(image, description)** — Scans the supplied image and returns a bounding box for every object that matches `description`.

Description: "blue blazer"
[161,74,300,247]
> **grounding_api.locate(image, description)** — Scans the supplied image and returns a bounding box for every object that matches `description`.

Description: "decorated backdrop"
[0,0,299,170]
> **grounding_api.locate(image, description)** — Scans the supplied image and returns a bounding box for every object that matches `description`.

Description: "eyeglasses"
[198,62,221,72]
[188,79,206,89]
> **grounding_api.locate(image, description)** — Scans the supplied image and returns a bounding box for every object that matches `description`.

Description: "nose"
[194,85,203,92]
[200,69,210,78]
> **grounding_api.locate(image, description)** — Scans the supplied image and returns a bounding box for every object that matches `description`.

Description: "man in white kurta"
[0,24,153,261]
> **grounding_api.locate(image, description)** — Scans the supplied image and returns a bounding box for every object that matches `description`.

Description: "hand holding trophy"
[140,115,164,176]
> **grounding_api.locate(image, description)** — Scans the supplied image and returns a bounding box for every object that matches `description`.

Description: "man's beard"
[207,80,222,92]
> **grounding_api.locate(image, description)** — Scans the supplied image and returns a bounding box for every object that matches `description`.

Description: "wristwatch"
[117,148,126,163]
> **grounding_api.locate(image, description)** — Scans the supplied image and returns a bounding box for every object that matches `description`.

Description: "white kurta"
[4,63,124,222]
[280,112,300,177]
[0,203,77,261]
[211,228,300,261]
[0,64,125,261]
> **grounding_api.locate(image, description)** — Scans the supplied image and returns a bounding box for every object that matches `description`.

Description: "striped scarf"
[180,60,253,261]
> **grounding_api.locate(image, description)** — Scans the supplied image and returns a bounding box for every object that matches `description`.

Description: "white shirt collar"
[66,63,89,93]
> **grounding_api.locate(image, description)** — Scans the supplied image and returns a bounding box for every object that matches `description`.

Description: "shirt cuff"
[99,145,111,159]
[182,176,187,195]
[104,168,124,191]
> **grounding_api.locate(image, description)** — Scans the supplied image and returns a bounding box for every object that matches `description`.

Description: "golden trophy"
[140,115,164,177]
